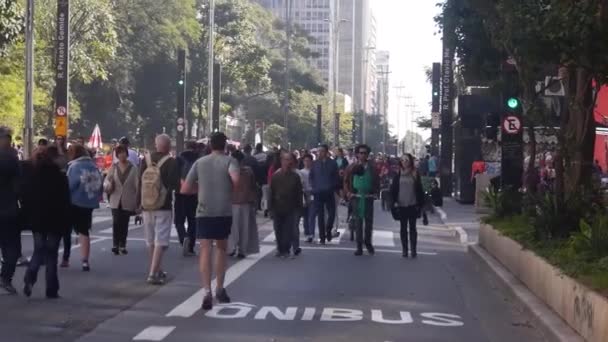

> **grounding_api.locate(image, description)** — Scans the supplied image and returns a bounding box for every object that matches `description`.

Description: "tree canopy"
[0,0,332,149]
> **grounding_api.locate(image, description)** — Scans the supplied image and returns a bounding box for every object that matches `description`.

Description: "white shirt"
[298,168,312,192]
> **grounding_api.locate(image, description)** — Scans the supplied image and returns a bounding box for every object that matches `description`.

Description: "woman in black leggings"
[390,154,424,258]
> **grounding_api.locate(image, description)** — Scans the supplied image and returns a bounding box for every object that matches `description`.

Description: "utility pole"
[176,49,187,154]
[207,0,215,134]
[350,3,356,135]
[23,0,34,158]
[282,0,292,147]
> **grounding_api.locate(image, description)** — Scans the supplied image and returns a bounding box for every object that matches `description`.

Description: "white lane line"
[58,237,110,254]
[263,231,275,243]
[373,230,396,247]
[132,326,176,341]
[166,245,275,318]
[92,236,181,245]
[298,246,437,255]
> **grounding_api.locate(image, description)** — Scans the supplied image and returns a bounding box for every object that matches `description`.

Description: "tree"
[440,0,608,231]
[0,0,22,55]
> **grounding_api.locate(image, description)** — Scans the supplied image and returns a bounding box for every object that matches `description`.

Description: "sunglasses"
[358,151,369,155]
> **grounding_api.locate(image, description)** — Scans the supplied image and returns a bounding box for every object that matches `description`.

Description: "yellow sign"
[55,116,67,137]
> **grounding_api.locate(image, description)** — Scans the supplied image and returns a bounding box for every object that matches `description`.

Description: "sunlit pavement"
[0,203,550,342]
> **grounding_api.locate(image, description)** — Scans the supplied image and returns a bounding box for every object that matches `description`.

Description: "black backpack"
[179,155,196,181]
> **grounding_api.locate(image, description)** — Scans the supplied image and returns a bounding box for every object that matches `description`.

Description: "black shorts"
[72,205,93,236]
[196,217,232,240]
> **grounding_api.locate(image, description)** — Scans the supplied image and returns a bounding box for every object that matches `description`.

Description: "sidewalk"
[434,197,481,244]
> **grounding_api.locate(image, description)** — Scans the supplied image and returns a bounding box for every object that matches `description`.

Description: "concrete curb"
[470,244,585,342]
[433,206,469,245]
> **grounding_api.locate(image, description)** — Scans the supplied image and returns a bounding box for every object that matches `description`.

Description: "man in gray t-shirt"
[186,153,239,218]
[180,132,239,311]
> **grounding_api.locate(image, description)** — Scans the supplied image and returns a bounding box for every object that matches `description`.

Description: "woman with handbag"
[104,145,140,255]
[390,153,425,258]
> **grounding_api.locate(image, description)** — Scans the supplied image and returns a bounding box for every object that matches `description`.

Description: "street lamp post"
[283,0,292,147]
[24,0,35,158]
[207,0,215,134]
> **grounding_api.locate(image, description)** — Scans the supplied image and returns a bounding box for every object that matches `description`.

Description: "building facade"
[375,50,390,120]
[337,0,375,114]
[256,0,336,92]
[258,0,377,115]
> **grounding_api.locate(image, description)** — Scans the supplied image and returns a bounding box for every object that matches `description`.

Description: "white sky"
[372,0,443,140]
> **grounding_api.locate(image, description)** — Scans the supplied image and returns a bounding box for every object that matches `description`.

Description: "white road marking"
[454,226,469,244]
[299,245,437,255]
[263,231,275,243]
[99,225,142,235]
[92,216,111,224]
[263,228,346,244]
[327,228,346,245]
[58,237,110,254]
[373,230,395,247]
[166,245,275,318]
[132,326,176,341]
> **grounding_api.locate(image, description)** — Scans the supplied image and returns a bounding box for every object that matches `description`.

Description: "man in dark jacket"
[309,144,339,244]
[175,140,199,257]
[0,126,20,294]
[269,152,303,258]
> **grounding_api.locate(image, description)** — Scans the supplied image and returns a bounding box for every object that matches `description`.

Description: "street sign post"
[54,0,69,139]
[501,113,523,190]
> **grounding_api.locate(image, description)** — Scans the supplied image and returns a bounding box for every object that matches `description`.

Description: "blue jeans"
[302,205,316,237]
[24,232,61,296]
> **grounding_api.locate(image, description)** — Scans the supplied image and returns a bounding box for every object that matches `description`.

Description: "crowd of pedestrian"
[1,124,439,311]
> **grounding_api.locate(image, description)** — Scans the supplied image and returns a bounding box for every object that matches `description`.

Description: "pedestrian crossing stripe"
[262,229,400,247]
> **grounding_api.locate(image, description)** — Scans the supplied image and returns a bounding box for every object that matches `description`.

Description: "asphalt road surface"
[0,202,552,342]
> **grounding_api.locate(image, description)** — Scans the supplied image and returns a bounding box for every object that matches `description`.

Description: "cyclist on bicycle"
[344,144,380,256]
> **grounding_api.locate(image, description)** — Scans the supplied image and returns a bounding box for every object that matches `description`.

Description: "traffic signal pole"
[176,49,186,154]
[431,63,440,156]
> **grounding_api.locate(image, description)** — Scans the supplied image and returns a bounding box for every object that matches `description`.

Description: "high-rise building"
[338,0,375,114]
[375,50,390,120]
[255,0,336,91]
[258,0,377,115]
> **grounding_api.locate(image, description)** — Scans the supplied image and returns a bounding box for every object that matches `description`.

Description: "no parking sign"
[502,116,522,135]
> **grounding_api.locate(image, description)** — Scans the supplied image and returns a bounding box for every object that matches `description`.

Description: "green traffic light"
[178,80,184,86]
[507,97,519,109]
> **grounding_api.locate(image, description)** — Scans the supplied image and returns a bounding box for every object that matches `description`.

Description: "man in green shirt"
[344,144,380,256]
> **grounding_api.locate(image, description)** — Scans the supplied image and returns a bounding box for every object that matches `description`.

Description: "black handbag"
[391,206,401,221]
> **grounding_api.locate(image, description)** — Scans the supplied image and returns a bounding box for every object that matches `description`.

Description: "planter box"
[479,224,608,342]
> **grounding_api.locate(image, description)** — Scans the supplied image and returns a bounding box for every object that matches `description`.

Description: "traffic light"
[432,63,440,113]
[507,97,520,110]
